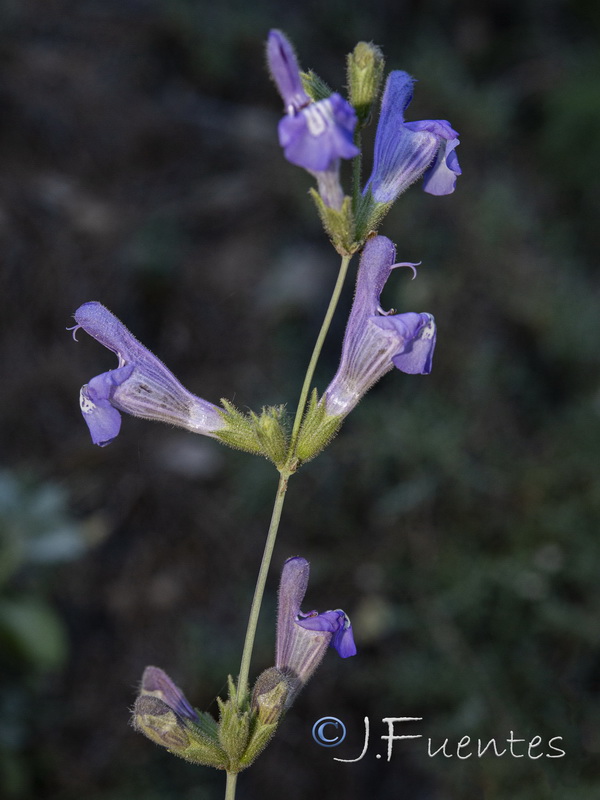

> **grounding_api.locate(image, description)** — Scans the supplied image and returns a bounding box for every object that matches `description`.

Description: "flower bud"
[347,41,385,126]
[251,667,290,725]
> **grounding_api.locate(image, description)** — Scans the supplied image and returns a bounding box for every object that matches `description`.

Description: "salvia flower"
[364,70,461,203]
[323,235,436,418]
[267,29,359,209]
[71,301,225,446]
[276,556,356,706]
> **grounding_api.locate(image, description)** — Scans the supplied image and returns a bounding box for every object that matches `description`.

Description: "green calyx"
[251,667,290,724]
[134,675,284,774]
[294,389,343,464]
[217,675,282,773]
[133,694,229,770]
[354,189,392,244]
[310,188,391,255]
[300,69,333,102]
[347,41,385,127]
[310,191,360,256]
[216,401,289,467]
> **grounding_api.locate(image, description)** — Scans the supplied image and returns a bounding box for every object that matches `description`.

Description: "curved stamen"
[390,260,421,279]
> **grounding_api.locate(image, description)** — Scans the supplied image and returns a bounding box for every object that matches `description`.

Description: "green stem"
[228,252,353,800]
[236,471,290,700]
[288,253,352,455]
[225,772,238,800]
[352,132,362,213]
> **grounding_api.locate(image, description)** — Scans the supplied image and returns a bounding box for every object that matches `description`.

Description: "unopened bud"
[347,42,385,126]
[251,668,290,724]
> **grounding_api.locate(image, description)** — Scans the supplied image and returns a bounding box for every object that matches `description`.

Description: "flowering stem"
[229,253,353,800]
[352,134,362,212]
[236,470,290,702]
[288,253,352,456]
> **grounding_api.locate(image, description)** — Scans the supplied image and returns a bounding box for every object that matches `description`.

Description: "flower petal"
[422,137,462,196]
[296,609,357,658]
[278,94,358,171]
[74,302,144,363]
[371,312,437,374]
[276,557,311,670]
[79,365,133,446]
[267,29,311,112]
[140,666,200,723]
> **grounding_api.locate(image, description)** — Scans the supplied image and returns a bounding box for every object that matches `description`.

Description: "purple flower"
[364,71,461,203]
[267,30,359,208]
[276,556,356,704]
[323,236,436,417]
[70,302,225,446]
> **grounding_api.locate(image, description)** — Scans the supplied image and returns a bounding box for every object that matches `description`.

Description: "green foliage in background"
[0,473,86,797]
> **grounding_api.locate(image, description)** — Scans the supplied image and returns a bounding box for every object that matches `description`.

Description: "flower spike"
[71,302,225,446]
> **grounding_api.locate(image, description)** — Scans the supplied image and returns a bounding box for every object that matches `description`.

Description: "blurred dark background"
[1,1,600,798]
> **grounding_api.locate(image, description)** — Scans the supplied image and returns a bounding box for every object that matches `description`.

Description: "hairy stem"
[288,253,352,455]
[228,252,353,800]
[236,471,290,700]
[352,132,362,212]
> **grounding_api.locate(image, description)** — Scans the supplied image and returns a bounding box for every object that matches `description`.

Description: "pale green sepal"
[194,709,220,739]
[250,405,289,468]
[309,190,359,256]
[216,401,289,467]
[353,189,392,244]
[239,720,278,768]
[237,668,291,768]
[295,389,343,463]
[218,697,251,768]
[347,41,385,127]
[215,674,280,774]
[301,70,333,102]
[216,399,264,455]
